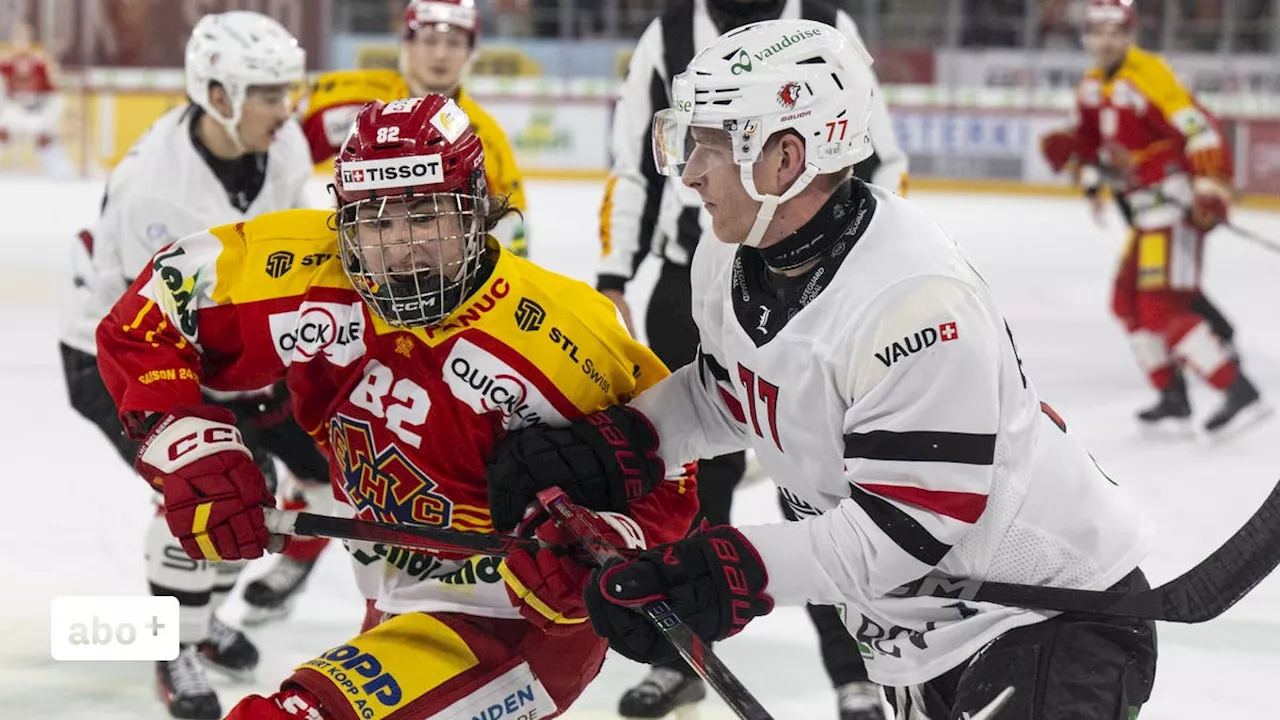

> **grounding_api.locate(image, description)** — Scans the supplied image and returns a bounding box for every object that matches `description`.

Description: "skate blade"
[238,602,294,627]
[1206,402,1275,443]
[198,655,256,683]
[1138,417,1195,440]
[673,705,701,720]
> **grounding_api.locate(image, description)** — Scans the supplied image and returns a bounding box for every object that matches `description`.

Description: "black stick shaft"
[535,488,775,720]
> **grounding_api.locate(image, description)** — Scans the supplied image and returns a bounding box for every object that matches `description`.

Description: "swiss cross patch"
[875,320,960,368]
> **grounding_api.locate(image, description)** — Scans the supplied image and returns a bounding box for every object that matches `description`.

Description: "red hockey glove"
[583,525,773,664]
[1040,127,1079,174]
[1190,176,1231,231]
[499,509,646,635]
[135,405,278,562]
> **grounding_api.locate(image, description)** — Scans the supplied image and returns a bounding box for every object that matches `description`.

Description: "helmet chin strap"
[206,94,247,155]
[739,161,819,248]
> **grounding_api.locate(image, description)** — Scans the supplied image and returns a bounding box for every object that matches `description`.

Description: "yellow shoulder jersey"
[98,206,694,618]
[98,205,667,451]
[1076,46,1229,183]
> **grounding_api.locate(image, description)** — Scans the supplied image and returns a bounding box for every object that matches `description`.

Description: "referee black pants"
[644,260,869,686]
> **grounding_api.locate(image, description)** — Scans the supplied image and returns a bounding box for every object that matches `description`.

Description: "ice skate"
[1137,372,1192,438]
[1205,373,1272,439]
[837,681,886,720]
[157,644,221,719]
[618,666,706,719]
[241,554,317,625]
[197,615,259,681]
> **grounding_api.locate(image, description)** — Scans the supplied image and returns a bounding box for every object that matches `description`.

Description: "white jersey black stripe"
[844,430,998,466]
[628,181,1155,685]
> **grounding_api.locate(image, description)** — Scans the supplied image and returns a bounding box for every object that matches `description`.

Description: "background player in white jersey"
[56,12,326,719]
[596,2,904,716]
[488,19,1158,719]
[0,20,72,176]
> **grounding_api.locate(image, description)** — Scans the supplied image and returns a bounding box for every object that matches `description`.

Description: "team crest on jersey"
[330,414,453,527]
[875,322,958,368]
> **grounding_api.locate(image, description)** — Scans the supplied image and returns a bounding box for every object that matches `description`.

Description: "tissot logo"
[265,251,294,278]
[340,154,444,191]
[514,298,545,332]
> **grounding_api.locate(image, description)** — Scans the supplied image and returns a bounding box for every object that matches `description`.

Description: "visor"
[652,109,764,180]
[651,108,693,178]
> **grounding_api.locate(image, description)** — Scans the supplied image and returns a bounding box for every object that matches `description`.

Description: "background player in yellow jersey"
[297,0,527,256]
[246,1,533,618]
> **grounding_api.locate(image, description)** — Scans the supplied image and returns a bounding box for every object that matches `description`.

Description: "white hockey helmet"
[653,19,876,246]
[185,11,305,152]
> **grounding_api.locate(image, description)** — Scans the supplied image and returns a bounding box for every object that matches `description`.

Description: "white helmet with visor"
[652,19,876,246]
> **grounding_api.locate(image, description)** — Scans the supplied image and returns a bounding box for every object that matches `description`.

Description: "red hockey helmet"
[1085,0,1137,31]
[403,0,479,41]
[333,95,489,328]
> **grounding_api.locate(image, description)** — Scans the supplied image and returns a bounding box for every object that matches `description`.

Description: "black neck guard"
[757,180,872,272]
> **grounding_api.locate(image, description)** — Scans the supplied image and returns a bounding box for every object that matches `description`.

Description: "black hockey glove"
[583,525,773,664]
[486,406,666,532]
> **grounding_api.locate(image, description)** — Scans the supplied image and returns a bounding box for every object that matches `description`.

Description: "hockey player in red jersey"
[1040,0,1269,436]
[97,94,697,720]
[245,0,534,621]
[0,20,72,176]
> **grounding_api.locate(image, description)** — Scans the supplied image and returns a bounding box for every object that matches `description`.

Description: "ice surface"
[2,176,1279,718]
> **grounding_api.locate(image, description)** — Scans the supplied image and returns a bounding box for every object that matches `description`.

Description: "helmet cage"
[337,168,489,329]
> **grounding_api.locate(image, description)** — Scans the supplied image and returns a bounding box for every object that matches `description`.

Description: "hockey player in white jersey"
[487,20,1158,719]
[57,12,328,720]
[599,3,905,716]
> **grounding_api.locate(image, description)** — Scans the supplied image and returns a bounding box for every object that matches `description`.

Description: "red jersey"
[1075,45,1231,192]
[97,208,697,618]
[0,48,56,108]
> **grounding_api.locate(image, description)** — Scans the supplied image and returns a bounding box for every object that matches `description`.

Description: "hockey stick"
[891,477,1280,622]
[1220,219,1280,255]
[535,487,776,720]
[264,509,539,558]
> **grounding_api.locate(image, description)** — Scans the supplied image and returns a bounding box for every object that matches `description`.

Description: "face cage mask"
[652,108,819,247]
[337,193,487,328]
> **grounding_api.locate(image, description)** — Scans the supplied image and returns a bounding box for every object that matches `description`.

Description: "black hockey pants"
[885,568,1158,719]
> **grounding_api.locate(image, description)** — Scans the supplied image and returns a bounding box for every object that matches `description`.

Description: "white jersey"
[628,182,1155,686]
[59,106,313,356]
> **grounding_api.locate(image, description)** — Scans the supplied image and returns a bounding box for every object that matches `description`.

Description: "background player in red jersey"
[96,95,697,720]
[0,21,72,176]
[1041,0,1269,437]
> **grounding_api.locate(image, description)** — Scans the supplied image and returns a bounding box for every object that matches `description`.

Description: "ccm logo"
[168,427,243,462]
